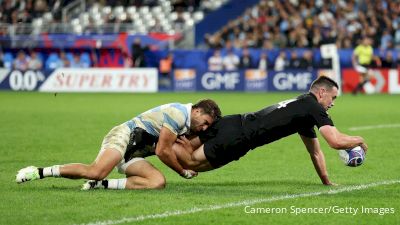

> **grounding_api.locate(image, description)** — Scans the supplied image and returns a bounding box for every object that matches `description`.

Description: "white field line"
[76,180,400,225]
[348,123,400,131]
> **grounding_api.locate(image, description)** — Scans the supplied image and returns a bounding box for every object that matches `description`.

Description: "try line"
[76,180,400,225]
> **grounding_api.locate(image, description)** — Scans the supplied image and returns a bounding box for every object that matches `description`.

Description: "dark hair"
[310,76,339,91]
[193,99,222,120]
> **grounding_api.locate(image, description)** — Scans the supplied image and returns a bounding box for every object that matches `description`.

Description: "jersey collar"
[309,92,318,101]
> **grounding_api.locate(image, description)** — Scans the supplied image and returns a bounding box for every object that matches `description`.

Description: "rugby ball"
[338,146,365,167]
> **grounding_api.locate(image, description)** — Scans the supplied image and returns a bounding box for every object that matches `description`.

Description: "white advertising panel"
[39,68,158,92]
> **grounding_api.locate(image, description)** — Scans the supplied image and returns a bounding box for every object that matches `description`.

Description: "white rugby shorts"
[100,123,131,157]
[99,123,145,174]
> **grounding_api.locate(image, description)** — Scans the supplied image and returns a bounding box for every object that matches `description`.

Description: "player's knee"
[86,168,108,180]
[148,174,166,189]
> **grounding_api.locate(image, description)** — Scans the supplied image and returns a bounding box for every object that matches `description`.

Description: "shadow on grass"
[14,178,371,198]
[159,179,329,196]
[15,179,317,190]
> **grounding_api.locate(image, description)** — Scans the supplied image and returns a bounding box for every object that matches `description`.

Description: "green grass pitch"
[0,91,399,225]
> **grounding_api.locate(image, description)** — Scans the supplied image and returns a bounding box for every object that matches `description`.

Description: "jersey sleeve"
[161,105,188,135]
[310,103,334,129]
[298,127,317,138]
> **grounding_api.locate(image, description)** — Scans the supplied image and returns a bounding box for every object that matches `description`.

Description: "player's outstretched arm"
[156,127,197,179]
[319,125,368,152]
[300,135,333,185]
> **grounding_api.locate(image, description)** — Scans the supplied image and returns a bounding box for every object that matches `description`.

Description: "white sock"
[107,178,127,189]
[43,165,61,177]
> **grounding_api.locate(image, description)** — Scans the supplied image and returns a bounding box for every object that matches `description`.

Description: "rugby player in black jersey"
[175,76,368,185]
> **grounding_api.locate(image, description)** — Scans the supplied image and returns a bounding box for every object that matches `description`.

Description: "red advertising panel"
[342,69,390,93]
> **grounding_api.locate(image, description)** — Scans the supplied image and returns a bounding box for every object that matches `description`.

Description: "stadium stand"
[0,0,228,35]
[0,0,399,71]
[204,0,400,50]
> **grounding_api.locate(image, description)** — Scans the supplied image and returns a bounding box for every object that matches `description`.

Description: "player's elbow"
[155,147,167,158]
[155,148,165,157]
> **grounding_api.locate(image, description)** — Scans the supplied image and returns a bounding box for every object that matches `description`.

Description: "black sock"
[38,168,44,179]
[353,82,365,93]
[361,80,369,85]
[101,180,109,189]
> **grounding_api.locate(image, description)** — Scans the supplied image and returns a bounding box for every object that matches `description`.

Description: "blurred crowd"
[0,50,92,70]
[1,47,399,72]
[2,0,400,50]
[207,48,400,71]
[0,0,69,24]
[207,49,325,71]
[0,0,220,35]
[204,0,400,50]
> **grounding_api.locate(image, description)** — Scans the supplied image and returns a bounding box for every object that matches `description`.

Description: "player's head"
[190,99,222,134]
[310,76,339,111]
[361,36,371,46]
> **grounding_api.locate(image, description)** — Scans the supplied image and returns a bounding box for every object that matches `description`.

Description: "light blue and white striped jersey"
[125,103,192,137]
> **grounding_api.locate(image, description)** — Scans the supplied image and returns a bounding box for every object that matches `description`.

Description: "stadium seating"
[45,53,61,70]
[1,0,399,70]
[80,52,91,67]
[202,0,400,50]
[0,0,228,35]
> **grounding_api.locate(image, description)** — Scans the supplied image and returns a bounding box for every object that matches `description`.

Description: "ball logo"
[273,72,312,90]
[201,72,240,90]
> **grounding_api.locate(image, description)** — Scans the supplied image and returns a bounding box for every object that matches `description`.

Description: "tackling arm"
[300,135,332,185]
[319,125,368,152]
[155,127,197,178]
[174,136,214,172]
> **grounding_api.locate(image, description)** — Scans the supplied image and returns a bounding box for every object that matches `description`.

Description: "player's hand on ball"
[181,169,198,179]
[360,143,368,154]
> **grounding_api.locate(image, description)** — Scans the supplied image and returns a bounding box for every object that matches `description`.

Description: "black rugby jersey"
[199,93,334,150]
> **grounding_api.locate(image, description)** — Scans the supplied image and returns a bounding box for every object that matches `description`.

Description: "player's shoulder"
[354,45,363,52]
[161,103,191,113]
[147,103,190,122]
[296,93,314,102]
[296,93,323,109]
